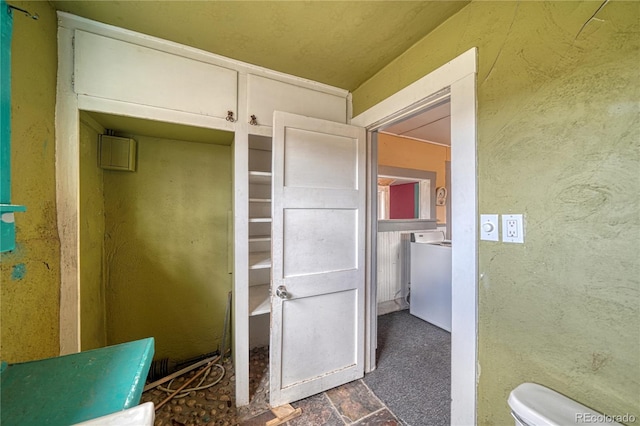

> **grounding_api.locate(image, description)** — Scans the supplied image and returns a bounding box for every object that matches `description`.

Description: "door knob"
[275,285,290,299]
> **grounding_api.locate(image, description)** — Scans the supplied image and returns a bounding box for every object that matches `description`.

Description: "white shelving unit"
[248,252,271,269]
[248,283,271,316]
[248,171,272,184]
[248,135,273,319]
[249,236,271,243]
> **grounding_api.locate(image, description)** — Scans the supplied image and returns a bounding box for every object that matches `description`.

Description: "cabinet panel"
[247,75,346,128]
[74,30,237,120]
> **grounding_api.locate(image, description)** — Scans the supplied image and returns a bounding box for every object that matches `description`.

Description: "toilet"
[508,383,624,426]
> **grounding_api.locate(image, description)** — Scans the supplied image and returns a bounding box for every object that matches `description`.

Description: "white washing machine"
[409,231,452,332]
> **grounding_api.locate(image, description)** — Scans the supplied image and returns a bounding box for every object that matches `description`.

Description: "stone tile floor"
[142,347,400,426]
[241,380,400,426]
[243,380,400,426]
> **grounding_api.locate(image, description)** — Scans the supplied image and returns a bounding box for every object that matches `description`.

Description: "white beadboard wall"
[377,228,440,306]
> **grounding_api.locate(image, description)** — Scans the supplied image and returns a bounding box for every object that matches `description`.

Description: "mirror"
[377,176,432,220]
[377,166,436,222]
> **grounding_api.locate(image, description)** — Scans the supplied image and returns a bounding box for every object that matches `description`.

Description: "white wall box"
[98,135,136,172]
[74,30,238,122]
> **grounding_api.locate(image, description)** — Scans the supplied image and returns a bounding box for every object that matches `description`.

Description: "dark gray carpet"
[363,309,451,426]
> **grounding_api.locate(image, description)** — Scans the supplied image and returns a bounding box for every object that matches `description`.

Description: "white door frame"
[351,47,478,426]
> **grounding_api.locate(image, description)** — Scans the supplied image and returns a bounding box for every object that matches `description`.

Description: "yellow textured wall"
[103,135,232,361]
[354,1,640,423]
[378,133,449,223]
[79,118,107,351]
[0,1,59,362]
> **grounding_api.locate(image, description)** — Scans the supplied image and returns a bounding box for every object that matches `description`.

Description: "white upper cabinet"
[247,74,347,132]
[74,30,238,122]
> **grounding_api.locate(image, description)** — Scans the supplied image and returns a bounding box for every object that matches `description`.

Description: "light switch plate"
[502,214,524,243]
[480,214,499,241]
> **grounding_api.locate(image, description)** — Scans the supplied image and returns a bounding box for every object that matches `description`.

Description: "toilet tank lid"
[507,383,622,426]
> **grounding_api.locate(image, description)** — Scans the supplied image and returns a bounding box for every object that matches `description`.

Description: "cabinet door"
[270,112,366,406]
[247,75,346,129]
[74,30,237,121]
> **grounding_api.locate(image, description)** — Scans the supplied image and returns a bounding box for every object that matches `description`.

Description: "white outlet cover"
[502,214,524,243]
[480,214,499,241]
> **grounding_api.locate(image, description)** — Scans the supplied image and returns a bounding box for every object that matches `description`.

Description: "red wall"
[389,183,415,219]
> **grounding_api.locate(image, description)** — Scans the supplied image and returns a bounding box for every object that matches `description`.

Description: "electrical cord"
[157,292,232,402]
[158,363,225,399]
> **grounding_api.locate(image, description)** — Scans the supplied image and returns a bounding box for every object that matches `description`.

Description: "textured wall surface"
[0,1,59,362]
[378,133,449,223]
[355,1,640,423]
[79,119,106,351]
[103,136,232,361]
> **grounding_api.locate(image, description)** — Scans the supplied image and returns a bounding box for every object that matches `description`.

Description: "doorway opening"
[351,47,477,426]
[373,97,450,318]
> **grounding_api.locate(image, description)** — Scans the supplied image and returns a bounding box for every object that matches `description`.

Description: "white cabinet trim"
[77,95,235,133]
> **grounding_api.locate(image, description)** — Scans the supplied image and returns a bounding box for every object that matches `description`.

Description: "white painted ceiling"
[381,101,451,146]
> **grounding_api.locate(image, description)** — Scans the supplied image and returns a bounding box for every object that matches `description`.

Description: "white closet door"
[270,111,366,406]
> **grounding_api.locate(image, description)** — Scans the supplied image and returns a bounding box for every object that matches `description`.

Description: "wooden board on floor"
[266,404,302,426]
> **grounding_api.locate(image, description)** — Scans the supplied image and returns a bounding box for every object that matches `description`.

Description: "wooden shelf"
[248,125,273,138]
[249,284,271,316]
[247,139,272,317]
[249,217,272,223]
[249,235,271,243]
[249,171,272,184]
[249,252,271,269]
[248,134,273,150]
